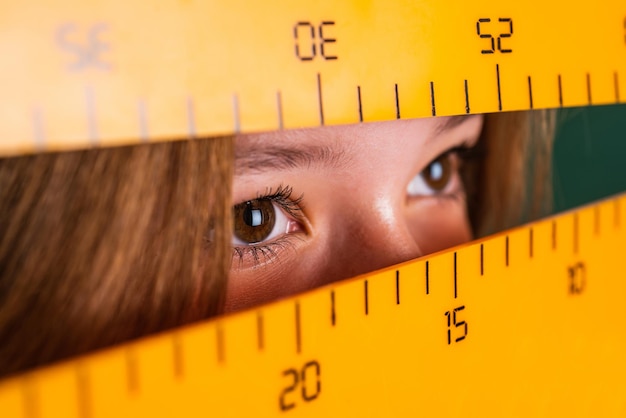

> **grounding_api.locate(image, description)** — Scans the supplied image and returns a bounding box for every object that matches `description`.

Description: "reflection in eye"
[406,153,453,196]
[231,185,305,251]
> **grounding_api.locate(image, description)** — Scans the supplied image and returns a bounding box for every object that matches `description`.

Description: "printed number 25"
[476,18,514,54]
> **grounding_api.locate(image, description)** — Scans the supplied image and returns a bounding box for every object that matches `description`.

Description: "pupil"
[243,203,263,227]
[430,161,443,181]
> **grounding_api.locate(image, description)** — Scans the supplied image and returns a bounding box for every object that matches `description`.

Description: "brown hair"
[465,110,556,236]
[0,137,233,377]
[0,110,554,378]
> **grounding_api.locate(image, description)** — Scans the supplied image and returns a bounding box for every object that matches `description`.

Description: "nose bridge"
[324,198,422,282]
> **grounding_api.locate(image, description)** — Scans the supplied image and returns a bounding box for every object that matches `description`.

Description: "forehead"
[234,115,478,174]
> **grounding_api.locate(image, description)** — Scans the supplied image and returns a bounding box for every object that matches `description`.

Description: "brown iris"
[421,154,452,191]
[233,199,276,244]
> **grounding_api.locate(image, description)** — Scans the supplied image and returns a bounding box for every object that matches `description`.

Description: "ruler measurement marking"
[464,79,470,113]
[357,86,363,122]
[425,261,430,294]
[257,311,265,350]
[295,301,301,354]
[125,348,139,393]
[574,213,579,254]
[22,377,38,418]
[529,227,534,258]
[76,362,92,418]
[32,107,45,150]
[480,243,484,276]
[172,333,184,378]
[394,83,401,119]
[505,235,509,266]
[552,220,557,249]
[317,73,324,125]
[138,100,148,141]
[85,86,98,144]
[430,81,436,116]
[558,75,563,107]
[496,64,502,111]
[527,76,534,109]
[232,94,241,133]
[453,252,458,298]
[586,73,592,104]
[276,91,284,130]
[330,290,336,326]
[615,72,620,103]
[364,280,369,315]
[396,270,400,304]
[186,97,196,138]
[216,323,225,364]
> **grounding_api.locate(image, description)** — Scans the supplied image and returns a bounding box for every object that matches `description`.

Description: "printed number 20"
[279,360,321,411]
[476,18,514,54]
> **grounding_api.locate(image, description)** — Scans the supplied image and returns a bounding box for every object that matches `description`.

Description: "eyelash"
[231,185,305,265]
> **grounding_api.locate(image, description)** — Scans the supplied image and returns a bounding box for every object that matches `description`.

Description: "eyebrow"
[235,141,350,175]
[433,114,478,136]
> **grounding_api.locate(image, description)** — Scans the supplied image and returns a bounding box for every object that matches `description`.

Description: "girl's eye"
[407,153,453,196]
[232,199,292,245]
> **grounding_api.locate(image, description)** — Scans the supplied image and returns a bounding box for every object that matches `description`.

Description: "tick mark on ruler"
[76,363,92,418]
[480,243,484,276]
[295,301,302,353]
[137,100,148,141]
[496,64,502,111]
[85,86,98,144]
[22,377,38,418]
[586,73,592,105]
[257,312,264,350]
[425,261,430,295]
[529,227,534,258]
[394,83,401,119]
[464,80,470,113]
[430,81,436,116]
[172,333,184,378]
[186,97,196,138]
[558,75,563,107]
[453,252,458,298]
[216,324,225,363]
[232,94,241,133]
[317,73,324,126]
[505,235,509,267]
[614,72,621,103]
[574,213,579,254]
[125,348,139,393]
[32,107,45,150]
[395,270,400,304]
[364,280,369,315]
[527,76,534,109]
[276,91,284,130]
[552,220,557,250]
[330,290,336,326]
[357,86,363,122]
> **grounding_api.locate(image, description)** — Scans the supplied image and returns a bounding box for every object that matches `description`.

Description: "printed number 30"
[279,360,321,411]
[476,18,514,54]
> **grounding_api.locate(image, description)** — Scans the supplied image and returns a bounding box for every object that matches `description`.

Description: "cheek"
[408,199,472,255]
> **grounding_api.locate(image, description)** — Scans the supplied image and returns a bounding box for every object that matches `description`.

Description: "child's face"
[226,115,484,312]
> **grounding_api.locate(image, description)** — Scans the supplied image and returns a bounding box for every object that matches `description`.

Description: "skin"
[225,115,484,312]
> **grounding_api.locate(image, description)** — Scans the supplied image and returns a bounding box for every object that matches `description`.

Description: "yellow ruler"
[0,0,625,155]
[0,193,625,416]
